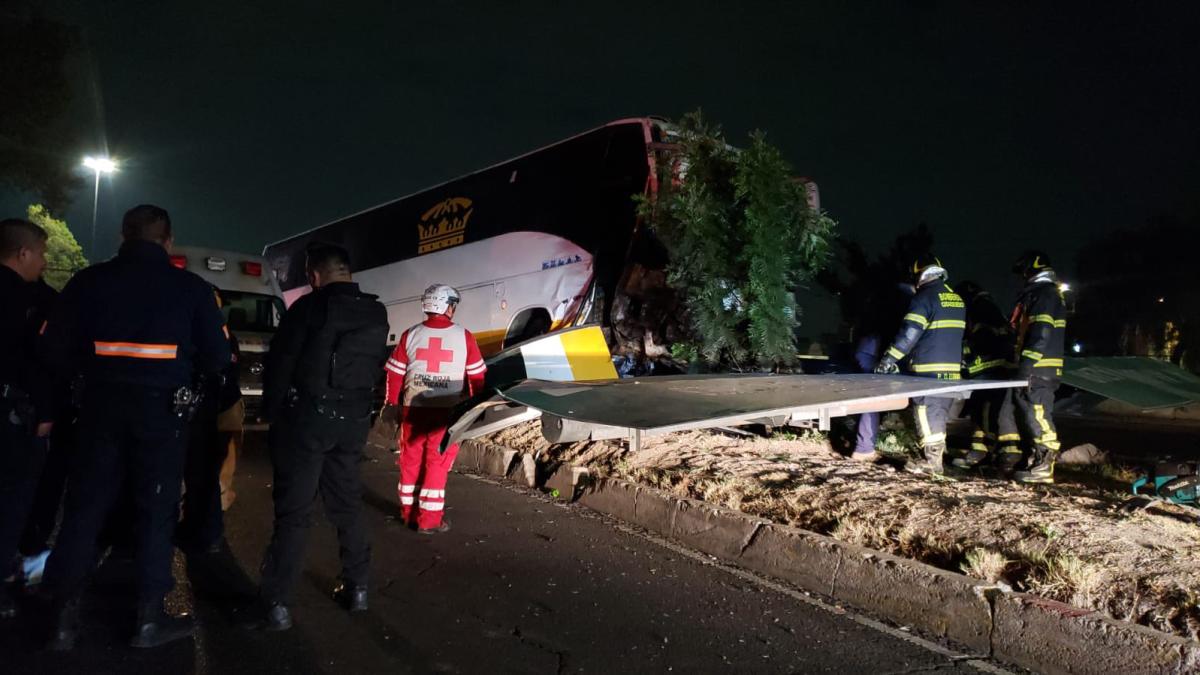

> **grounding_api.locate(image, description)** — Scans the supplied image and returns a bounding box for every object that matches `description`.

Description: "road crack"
[512,625,570,675]
[417,557,440,577]
[877,663,961,675]
[739,522,764,557]
[830,549,843,597]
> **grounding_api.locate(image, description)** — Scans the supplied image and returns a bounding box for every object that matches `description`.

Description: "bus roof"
[262,117,668,254]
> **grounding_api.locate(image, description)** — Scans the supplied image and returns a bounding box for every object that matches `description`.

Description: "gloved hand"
[874,357,900,375]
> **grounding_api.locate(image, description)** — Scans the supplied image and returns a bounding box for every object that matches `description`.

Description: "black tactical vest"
[296,287,389,401]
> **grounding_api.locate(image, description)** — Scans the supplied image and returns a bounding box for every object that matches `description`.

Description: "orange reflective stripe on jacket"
[94,341,179,360]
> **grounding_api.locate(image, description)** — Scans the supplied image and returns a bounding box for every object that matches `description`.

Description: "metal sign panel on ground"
[499,374,1024,432]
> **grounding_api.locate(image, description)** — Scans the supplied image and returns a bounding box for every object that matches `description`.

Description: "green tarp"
[1062,357,1200,410]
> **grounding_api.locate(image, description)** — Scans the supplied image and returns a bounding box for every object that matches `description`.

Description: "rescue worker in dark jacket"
[848,282,914,462]
[251,243,388,631]
[40,205,231,650]
[1007,251,1067,484]
[950,281,1022,471]
[874,254,965,475]
[0,218,52,619]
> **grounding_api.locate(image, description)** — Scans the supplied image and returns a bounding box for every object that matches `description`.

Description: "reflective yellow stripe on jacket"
[911,362,961,373]
[927,320,966,330]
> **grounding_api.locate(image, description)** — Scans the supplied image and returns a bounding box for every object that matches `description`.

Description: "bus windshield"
[219,291,285,333]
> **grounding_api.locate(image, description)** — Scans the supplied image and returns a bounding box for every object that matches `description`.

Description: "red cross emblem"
[415,337,455,373]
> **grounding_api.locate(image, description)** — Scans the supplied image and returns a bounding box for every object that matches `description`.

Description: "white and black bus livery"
[263,117,676,356]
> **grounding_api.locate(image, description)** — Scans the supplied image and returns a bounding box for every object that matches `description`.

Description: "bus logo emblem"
[418,197,473,254]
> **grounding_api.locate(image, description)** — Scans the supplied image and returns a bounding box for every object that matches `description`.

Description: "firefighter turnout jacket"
[1011,272,1067,379]
[884,279,966,379]
[385,315,486,408]
[962,290,1012,378]
[40,240,231,391]
[262,281,389,419]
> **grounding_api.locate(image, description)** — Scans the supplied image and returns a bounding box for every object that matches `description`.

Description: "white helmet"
[421,284,460,315]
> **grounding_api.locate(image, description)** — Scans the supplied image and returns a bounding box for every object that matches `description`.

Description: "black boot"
[417,520,452,535]
[259,601,293,631]
[904,444,945,476]
[130,600,195,648]
[951,448,989,470]
[333,582,368,612]
[1014,450,1057,484]
[236,599,292,632]
[46,598,80,652]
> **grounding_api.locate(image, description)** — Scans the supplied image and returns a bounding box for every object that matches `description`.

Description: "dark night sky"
[5,1,1199,334]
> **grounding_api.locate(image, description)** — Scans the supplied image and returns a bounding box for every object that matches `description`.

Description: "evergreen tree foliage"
[1,10,81,210]
[638,112,837,369]
[27,204,88,290]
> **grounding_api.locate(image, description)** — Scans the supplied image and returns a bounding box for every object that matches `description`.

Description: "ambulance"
[170,246,285,422]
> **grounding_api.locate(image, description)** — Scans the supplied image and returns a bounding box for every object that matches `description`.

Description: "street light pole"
[91,170,101,255]
[82,156,117,258]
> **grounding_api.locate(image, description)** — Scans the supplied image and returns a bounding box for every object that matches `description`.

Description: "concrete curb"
[459,440,1198,674]
[458,441,518,479]
[992,593,1199,675]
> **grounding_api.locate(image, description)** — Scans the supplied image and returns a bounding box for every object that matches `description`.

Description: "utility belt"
[285,387,372,421]
[172,374,213,421]
[1,383,36,434]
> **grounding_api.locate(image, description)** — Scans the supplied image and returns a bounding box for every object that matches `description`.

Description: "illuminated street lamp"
[82,156,118,256]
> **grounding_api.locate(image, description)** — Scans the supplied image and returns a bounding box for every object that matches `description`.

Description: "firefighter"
[39,205,231,650]
[385,284,487,534]
[0,218,52,619]
[1008,251,1067,484]
[254,243,388,631]
[874,254,965,475]
[950,281,1021,471]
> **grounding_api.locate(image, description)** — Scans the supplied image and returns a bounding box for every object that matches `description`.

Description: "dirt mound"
[487,421,1200,640]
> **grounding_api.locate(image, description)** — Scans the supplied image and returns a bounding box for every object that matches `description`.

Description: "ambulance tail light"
[241,261,262,277]
[169,255,188,269]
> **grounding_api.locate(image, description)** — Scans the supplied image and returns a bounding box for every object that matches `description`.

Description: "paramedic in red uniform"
[385,285,486,534]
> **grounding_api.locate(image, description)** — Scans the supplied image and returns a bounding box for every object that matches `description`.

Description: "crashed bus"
[264,117,685,356]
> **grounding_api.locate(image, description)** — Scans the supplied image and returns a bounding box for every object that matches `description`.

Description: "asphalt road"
[3,434,1014,674]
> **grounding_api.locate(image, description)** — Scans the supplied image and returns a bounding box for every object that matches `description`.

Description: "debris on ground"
[487,420,1200,641]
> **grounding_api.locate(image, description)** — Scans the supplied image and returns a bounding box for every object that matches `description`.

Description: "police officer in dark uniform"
[950,281,1021,471]
[177,294,241,555]
[0,218,53,619]
[40,205,230,650]
[874,254,966,475]
[18,277,73,579]
[253,243,388,631]
[1008,251,1067,484]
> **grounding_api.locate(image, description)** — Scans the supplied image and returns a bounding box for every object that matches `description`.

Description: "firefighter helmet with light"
[909,252,948,287]
[1011,250,1052,278]
[421,284,460,315]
